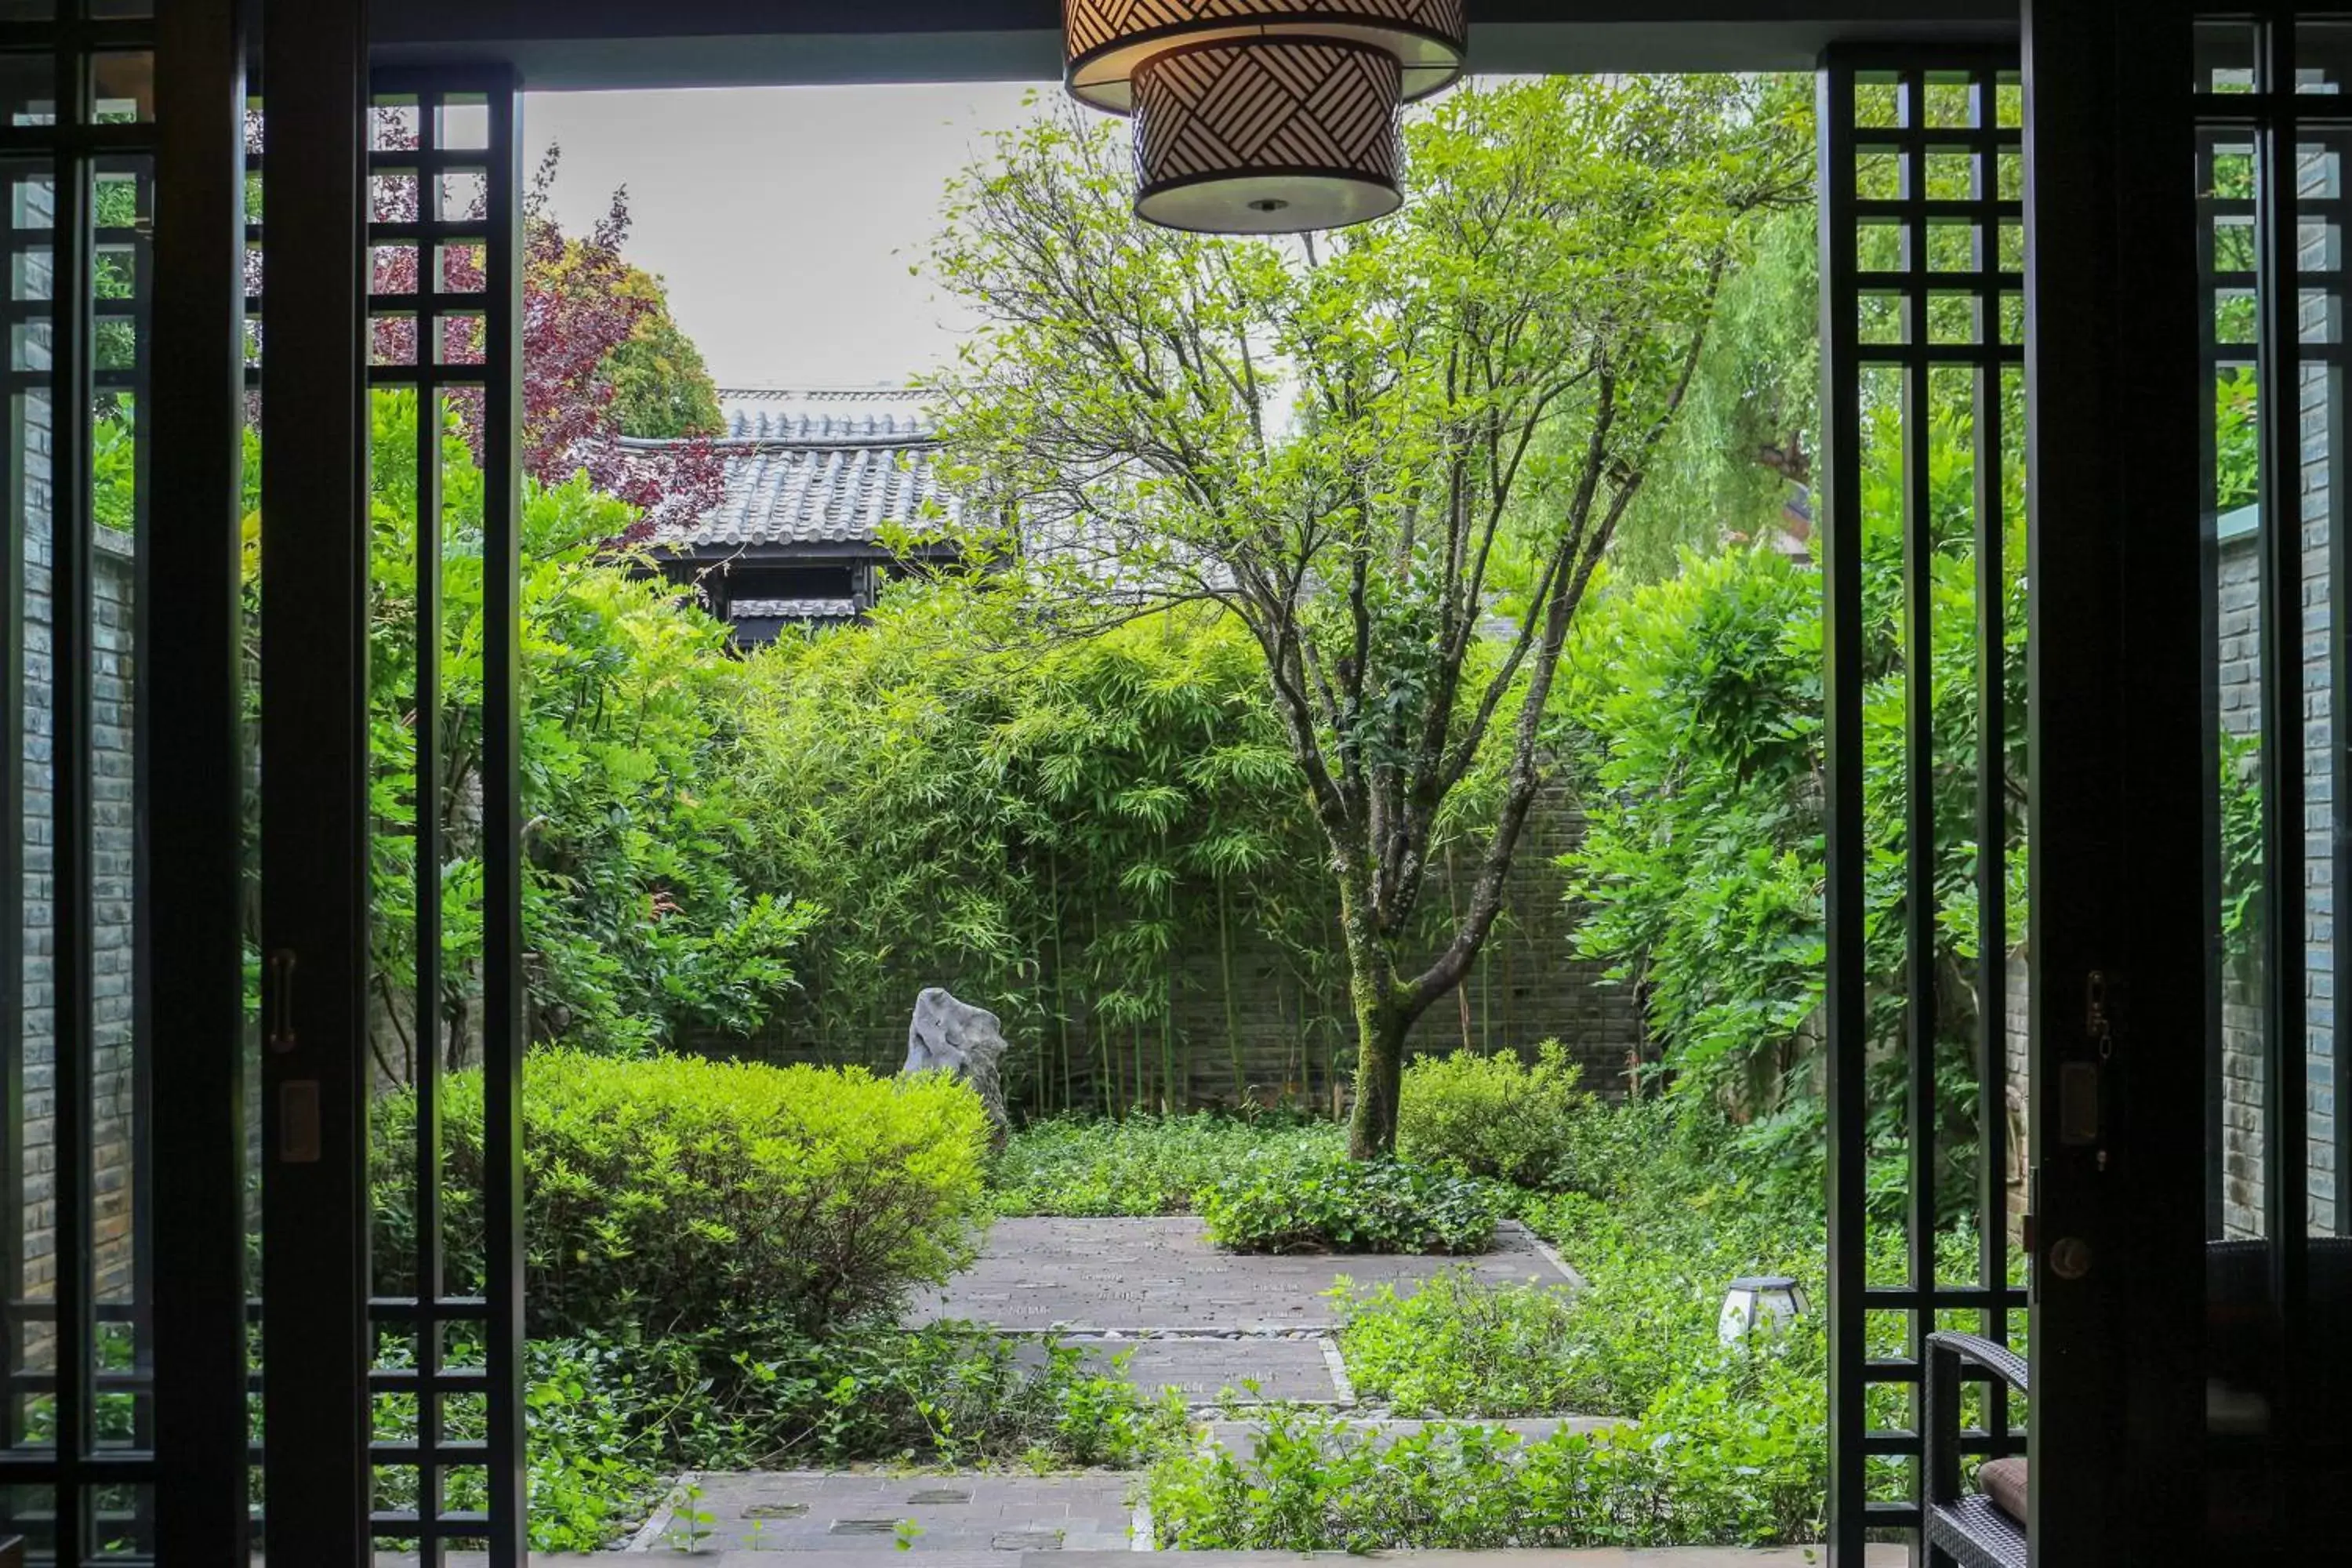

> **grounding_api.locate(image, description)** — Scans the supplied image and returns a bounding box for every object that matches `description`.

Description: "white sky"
[521,84,1056,390]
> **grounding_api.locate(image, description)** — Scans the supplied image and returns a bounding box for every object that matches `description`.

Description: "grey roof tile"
[633,392,957,552]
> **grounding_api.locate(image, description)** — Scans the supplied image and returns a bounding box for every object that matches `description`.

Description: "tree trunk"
[1347,985,1413,1159]
[1338,869,1421,1158]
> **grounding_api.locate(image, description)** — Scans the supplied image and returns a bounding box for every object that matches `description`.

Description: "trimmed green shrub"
[989,1114,1346,1216]
[1396,1041,1596,1189]
[372,1051,991,1338]
[1198,1152,1496,1254]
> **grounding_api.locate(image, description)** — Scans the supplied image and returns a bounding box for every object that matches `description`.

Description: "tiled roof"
[634,389,956,552]
[716,386,934,442]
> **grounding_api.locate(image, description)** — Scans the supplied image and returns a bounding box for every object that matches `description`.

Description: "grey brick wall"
[14,168,143,1316]
[2203,341,2343,1239]
[19,524,141,1312]
[733,782,1648,1112]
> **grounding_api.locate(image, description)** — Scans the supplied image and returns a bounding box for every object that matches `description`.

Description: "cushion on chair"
[1979,1457,2028,1525]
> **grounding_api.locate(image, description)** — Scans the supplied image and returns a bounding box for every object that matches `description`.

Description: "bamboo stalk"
[1218,872,1243,1105]
[1162,952,1176,1113]
[1051,851,1072,1112]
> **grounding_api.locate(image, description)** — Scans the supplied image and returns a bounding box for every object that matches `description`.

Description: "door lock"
[267,948,298,1054]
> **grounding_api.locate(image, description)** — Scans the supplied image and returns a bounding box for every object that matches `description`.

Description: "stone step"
[1203,1414,1629,1450]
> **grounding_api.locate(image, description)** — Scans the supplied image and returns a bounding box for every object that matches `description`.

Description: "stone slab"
[1204,1414,1627,1451]
[909,1218,1573,1332]
[633,1469,1138,1556]
[1012,1335,1341,1403]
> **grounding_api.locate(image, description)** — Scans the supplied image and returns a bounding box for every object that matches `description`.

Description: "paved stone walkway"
[1011,1335,1342,1403]
[637,1471,1138,1555]
[908,1218,1574,1333]
[1203,1414,1624,1450]
[551,1218,1756,1561]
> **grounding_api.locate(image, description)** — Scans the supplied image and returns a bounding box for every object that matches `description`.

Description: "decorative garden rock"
[902,988,1012,1145]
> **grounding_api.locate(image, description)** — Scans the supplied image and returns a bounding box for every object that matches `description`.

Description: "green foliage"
[604,263,724,438]
[1145,1376,1823,1552]
[371,1334,667,1553]
[733,592,1352,1110]
[2215,368,2260,514]
[989,1114,1345,1216]
[1197,1152,1496,1254]
[1155,1100,1861,1551]
[372,1051,991,1338]
[344,391,811,1064]
[2218,728,2264,966]
[1611,203,1822,581]
[1396,1041,1595,1189]
[1562,389,2030,1216]
[1334,1269,1585,1418]
[1559,548,1831,1136]
[699,1321,1192,1472]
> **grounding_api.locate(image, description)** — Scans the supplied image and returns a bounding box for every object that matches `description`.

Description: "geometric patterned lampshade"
[1132,41,1403,233]
[1065,0,1468,113]
[1062,0,1466,234]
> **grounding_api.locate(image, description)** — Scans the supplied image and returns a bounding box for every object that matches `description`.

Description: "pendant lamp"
[1062,2,1468,234]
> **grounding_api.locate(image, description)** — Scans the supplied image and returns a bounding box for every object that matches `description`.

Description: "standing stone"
[902,988,1013,1146]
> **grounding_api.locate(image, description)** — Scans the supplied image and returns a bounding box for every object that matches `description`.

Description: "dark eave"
[375,1,2019,89]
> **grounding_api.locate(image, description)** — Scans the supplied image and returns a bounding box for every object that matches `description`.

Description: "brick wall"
[16,483,143,1319]
[13,161,143,1326]
[732,782,1649,1112]
[2209,495,2341,1239]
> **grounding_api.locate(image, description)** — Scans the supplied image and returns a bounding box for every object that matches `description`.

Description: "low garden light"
[1718,1276,1809,1345]
[1062,1,1469,234]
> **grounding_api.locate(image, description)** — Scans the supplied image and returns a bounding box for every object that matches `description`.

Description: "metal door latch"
[267,948,298,1054]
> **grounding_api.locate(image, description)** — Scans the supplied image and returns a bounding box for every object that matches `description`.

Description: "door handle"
[267,948,298,1054]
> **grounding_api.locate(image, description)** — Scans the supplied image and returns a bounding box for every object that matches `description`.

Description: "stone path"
[638,1471,1138,1556]
[907,1218,1576,1333]
[566,1217,1830,1561]
[1009,1335,1343,1403]
[1203,1415,1623,1450]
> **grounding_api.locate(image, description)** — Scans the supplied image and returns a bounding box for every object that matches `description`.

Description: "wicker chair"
[1924,1330,2030,1568]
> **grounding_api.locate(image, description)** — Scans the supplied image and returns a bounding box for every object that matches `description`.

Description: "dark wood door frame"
[257,0,376,1560]
[155,4,2230,1566]
[2021,1,2208,1563]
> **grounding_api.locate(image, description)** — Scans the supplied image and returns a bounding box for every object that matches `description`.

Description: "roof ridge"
[717,385,930,401]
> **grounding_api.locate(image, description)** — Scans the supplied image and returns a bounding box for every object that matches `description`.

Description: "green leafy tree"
[603,262,724,439]
[359,390,811,1069]
[924,78,1812,1155]
[1608,203,1823,580]
[1560,391,2030,1215]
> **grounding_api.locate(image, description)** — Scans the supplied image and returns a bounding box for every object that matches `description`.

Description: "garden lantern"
[1061,1,1469,234]
[1718,1276,1809,1345]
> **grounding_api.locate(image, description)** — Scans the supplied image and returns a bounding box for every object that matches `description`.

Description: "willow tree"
[925,76,1811,1156]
